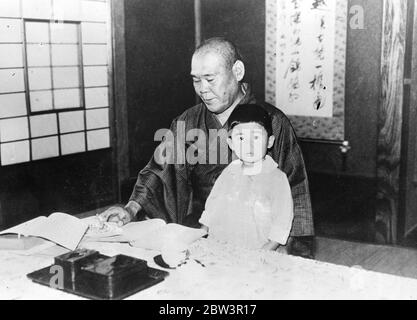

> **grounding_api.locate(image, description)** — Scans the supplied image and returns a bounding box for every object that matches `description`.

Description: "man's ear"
[227,137,234,151]
[267,135,275,149]
[232,60,245,82]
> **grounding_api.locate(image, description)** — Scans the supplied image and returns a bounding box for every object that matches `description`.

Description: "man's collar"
[239,83,255,104]
[214,83,252,126]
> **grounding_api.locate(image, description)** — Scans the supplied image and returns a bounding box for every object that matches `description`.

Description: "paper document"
[84,218,207,251]
[0,212,88,251]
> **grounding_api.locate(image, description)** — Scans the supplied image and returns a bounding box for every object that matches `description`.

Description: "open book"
[84,218,207,251]
[0,212,88,251]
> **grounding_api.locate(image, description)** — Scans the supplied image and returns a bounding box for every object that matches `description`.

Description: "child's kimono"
[199,155,294,249]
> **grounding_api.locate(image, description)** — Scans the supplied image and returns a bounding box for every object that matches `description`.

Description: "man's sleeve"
[129,118,191,224]
[271,114,314,237]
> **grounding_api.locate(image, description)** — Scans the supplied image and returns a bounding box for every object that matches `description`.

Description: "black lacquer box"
[27,249,169,300]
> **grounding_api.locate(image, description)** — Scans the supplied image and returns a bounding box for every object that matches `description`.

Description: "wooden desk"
[2,237,417,300]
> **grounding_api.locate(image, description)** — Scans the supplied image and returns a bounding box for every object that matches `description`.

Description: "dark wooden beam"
[110,0,130,202]
[399,0,417,239]
[194,0,202,48]
[376,0,408,244]
[411,0,417,186]
[194,0,202,105]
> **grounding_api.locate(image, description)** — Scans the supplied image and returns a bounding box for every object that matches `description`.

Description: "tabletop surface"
[2,237,417,300]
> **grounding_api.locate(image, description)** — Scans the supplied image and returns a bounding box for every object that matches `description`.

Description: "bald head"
[193,37,242,70]
[191,37,245,114]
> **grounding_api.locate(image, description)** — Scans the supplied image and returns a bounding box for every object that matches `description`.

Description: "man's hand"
[100,206,133,226]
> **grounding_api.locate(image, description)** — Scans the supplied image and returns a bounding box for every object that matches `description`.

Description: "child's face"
[227,122,275,164]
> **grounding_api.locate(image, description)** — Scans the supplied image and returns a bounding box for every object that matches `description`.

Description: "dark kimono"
[129,85,314,236]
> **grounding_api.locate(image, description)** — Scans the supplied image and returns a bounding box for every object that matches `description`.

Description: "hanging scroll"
[266,0,347,140]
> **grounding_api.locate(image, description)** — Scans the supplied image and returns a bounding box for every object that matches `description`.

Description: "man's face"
[227,122,275,165]
[191,51,241,114]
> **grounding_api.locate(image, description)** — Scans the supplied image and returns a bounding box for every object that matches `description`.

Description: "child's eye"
[239,136,244,141]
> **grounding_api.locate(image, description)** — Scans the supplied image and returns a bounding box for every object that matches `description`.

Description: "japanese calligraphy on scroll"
[277,0,335,117]
[266,0,347,140]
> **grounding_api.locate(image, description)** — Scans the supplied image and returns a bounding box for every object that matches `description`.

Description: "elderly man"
[102,37,314,258]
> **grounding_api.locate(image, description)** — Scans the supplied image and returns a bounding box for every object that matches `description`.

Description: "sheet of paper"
[82,216,123,239]
[32,212,87,250]
[130,223,207,251]
[81,218,206,251]
[84,218,166,243]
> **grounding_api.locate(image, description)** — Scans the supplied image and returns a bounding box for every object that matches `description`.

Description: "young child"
[199,104,294,250]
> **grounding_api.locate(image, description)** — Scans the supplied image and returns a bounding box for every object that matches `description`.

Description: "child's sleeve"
[198,169,230,228]
[268,171,294,245]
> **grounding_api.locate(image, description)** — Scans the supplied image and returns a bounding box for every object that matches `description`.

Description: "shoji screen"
[0,0,111,166]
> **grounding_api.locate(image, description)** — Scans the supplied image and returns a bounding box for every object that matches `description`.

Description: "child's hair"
[228,104,273,136]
